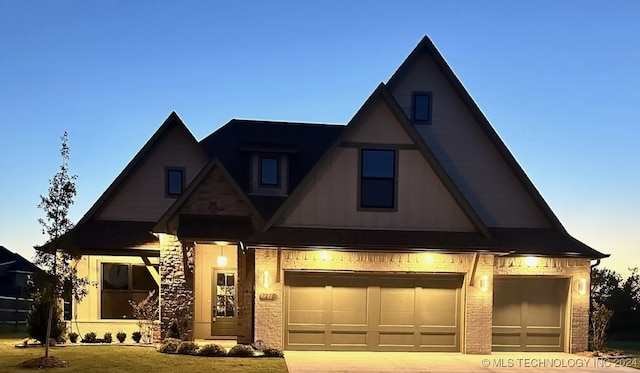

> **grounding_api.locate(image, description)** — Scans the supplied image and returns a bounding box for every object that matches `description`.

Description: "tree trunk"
[44,298,53,358]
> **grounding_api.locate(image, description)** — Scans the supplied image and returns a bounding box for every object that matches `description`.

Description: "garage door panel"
[332,286,368,325]
[331,331,367,346]
[379,287,415,326]
[285,272,462,351]
[287,331,325,346]
[418,288,458,326]
[379,332,414,347]
[419,332,457,348]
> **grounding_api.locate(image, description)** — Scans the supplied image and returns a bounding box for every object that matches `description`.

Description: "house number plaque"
[259,293,278,301]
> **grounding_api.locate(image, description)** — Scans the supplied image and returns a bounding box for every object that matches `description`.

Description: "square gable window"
[260,156,279,186]
[412,92,432,124]
[166,168,185,196]
[360,149,396,209]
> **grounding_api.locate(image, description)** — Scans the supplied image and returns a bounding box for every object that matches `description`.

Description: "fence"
[0,295,33,332]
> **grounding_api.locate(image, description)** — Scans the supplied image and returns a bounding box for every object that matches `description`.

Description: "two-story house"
[42,36,606,354]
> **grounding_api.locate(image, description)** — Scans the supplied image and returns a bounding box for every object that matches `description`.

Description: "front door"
[211,271,236,336]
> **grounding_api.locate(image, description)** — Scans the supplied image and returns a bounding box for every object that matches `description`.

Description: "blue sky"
[1,1,638,276]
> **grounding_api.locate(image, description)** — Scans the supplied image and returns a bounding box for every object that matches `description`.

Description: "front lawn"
[0,333,288,373]
[608,339,640,370]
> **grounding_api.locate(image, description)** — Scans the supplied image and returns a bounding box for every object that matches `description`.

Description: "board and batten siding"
[278,99,475,232]
[95,124,208,222]
[388,51,550,228]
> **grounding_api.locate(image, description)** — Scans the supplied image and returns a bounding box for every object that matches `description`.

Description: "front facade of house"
[50,37,605,354]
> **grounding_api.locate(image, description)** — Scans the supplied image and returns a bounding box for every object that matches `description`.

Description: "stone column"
[159,234,195,340]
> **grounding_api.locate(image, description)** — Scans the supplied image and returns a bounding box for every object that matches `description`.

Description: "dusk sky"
[1,1,638,277]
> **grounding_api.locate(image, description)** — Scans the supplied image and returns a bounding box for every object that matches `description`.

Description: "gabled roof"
[199,119,343,218]
[387,36,567,233]
[153,157,264,234]
[78,111,201,224]
[262,83,491,237]
[0,246,39,273]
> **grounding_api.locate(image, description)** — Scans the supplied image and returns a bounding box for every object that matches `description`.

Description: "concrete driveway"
[284,351,639,372]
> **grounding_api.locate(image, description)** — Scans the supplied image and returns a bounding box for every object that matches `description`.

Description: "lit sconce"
[319,250,329,261]
[424,254,434,264]
[262,270,270,289]
[576,277,587,295]
[479,275,489,293]
[524,256,538,267]
[217,246,228,267]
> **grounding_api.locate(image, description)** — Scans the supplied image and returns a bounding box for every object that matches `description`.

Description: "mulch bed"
[19,356,68,369]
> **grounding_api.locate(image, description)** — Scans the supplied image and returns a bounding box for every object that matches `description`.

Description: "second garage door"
[284,271,462,351]
[493,277,568,352]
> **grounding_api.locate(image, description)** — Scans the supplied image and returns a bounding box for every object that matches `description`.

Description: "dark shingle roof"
[248,227,606,258]
[199,120,344,218]
[0,246,39,272]
[38,221,159,257]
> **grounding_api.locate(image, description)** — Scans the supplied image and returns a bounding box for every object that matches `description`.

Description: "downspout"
[590,259,601,269]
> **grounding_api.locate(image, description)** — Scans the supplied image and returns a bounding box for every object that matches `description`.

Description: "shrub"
[82,332,97,343]
[196,343,227,357]
[26,292,65,344]
[591,301,614,352]
[103,332,112,344]
[157,338,180,353]
[262,347,284,357]
[68,332,79,343]
[228,344,254,357]
[132,331,142,343]
[116,331,126,343]
[176,341,198,355]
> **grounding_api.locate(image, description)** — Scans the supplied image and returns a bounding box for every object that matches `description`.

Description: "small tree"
[129,290,159,343]
[23,132,88,368]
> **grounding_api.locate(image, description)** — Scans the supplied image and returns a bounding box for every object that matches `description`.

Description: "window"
[412,92,432,123]
[260,157,279,186]
[360,149,396,209]
[216,273,235,318]
[166,168,185,196]
[101,263,158,319]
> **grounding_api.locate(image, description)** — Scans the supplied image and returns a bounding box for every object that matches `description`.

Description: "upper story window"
[360,149,396,209]
[260,156,280,186]
[166,167,185,197]
[250,154,288,196]
[412,92,432,124]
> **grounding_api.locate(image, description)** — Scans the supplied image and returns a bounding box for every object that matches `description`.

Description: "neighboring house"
[42,36,606,354]
[0,246,38,298]
[0,246,39,330]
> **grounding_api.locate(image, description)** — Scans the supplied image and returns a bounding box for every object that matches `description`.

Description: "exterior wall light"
[576,277,587,295]
[319,250,329,261]
[424,254,434,264]
[262,270,270,289]
[217,246,227,267]
[524,256,538,267]
[479,275,489,293]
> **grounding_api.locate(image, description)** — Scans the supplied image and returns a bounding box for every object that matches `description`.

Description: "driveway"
[284,351,639,372]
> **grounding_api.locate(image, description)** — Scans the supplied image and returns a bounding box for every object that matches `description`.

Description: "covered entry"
[284,271,462,351]
[492,277,568,352]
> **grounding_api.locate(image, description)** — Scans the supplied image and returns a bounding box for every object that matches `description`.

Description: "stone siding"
[159,234,195,340]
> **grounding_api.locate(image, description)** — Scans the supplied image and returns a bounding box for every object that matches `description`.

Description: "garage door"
[284,271,462,351]
[492,277,568,352]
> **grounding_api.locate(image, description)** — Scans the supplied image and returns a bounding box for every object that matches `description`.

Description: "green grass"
[608,339,640,370]
[0,333,289,373]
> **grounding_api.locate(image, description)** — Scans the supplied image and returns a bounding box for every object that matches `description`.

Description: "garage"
[492,277,568,352]
[284,271,462,351]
